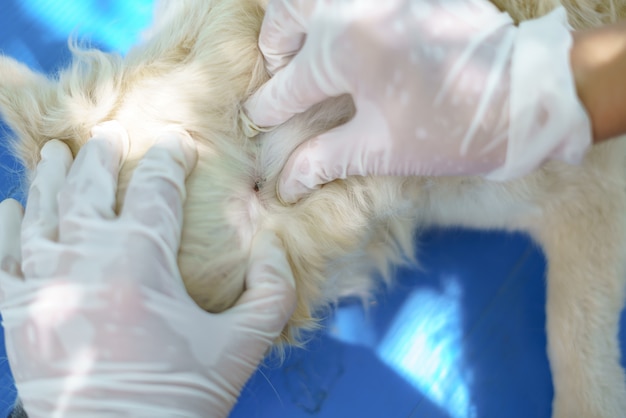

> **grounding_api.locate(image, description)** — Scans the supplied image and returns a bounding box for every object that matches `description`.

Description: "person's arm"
[571,21,626,143]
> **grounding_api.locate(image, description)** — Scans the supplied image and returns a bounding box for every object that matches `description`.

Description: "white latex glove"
[244,0,592,203]
[0,121,297,418]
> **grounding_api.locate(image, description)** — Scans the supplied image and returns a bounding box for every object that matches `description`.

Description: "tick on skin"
[253,177,266,192]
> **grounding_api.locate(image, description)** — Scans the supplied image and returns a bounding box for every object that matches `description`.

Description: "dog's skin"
[1,0,625,416]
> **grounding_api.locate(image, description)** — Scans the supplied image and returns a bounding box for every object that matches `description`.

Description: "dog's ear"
[0,55,56,168]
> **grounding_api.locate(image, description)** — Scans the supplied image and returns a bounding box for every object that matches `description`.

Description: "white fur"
[1,0,625,416]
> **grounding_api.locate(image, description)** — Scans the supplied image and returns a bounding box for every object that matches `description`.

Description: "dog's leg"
[421,141,626,416]
[531,149,626,417]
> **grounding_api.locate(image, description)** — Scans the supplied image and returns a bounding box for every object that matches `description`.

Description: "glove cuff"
[487,6,593,181]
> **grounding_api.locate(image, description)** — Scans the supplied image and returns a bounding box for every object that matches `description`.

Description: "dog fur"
[1,0,626,416]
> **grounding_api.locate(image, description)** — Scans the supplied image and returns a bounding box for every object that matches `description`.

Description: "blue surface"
[230,231,554,418]
[0,2,624,418]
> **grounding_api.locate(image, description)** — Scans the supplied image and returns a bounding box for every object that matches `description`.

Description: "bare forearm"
[571,21,626,143]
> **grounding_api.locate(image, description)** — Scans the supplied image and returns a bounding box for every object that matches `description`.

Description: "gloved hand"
[244,0,592,204]
[0,121,297,417]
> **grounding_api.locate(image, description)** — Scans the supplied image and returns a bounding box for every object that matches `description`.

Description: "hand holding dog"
[245,0,593,203]
[0,122,296,417]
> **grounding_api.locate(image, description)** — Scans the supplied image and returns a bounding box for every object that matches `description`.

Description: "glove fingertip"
[91,120,131,166]
[239,106,278,139]
[40,139,73,167]
[276,175,314,206]
[243,85,292,130]
[155,127,198,175]
[0,198,24,218]
[276,139,329,205]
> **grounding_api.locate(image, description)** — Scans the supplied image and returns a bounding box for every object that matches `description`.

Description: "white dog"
[1,0,625,416]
